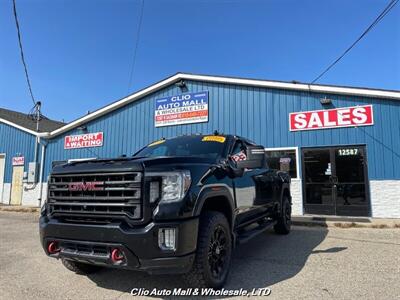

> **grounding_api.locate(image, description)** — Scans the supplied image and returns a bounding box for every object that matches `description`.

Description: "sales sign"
[155,91,209,127]
[289,105,373,131]
[12,156,24,166]
[64,132,104,149]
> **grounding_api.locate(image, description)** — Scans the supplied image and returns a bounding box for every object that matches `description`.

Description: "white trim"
[0,118,40,136]
[3,73,400,138]
[264,146,300,179]
[48,74,183,137]
[0,153,5,203]
[181,74,400,99]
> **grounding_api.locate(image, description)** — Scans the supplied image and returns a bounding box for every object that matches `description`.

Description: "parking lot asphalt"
[0,211,399,300]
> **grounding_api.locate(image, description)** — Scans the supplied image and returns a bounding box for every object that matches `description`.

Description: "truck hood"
[51,156,216,175]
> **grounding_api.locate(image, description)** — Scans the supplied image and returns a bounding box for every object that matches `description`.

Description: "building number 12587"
[338,148,359,156]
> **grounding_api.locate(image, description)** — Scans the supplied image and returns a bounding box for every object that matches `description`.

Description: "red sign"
[64,132,104,149]
[12,156,24,166]
[289,105,373,131]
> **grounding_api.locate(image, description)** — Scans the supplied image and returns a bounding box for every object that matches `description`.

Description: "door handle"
[329,176,338,184]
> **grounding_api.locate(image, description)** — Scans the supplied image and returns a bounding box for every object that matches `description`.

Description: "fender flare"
[193,184,236,225]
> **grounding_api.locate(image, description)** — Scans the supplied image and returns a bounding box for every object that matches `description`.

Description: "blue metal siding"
[0,123,36,182]
[44,80,400,180]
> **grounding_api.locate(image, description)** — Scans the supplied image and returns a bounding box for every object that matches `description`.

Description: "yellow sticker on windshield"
[202,136,226,143]
[148,139,165,147]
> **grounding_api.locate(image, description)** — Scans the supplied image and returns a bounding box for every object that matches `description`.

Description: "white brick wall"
[370,180,400,218]
[291,179,303,216]
[21,183,48,207]
[22,183,40,207]
[1,183,11,204]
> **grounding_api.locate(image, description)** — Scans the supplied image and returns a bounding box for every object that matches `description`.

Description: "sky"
[0,0,399,122]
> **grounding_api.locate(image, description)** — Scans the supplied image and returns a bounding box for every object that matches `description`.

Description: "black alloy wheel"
[208,225,229,280]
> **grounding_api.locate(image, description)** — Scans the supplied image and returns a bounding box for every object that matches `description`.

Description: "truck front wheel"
[186,211,232,289]
[274,196,291,234]
[61,258,103,275]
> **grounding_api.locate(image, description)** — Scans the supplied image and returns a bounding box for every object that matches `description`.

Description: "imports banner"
[155,91,209,127]
[289,105,373,131]
[64,132,104,149]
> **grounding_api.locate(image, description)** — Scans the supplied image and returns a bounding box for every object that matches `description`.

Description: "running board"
[236,220,277,244]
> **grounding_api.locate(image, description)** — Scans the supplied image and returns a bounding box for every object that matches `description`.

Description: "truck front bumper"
[39,216,198,274]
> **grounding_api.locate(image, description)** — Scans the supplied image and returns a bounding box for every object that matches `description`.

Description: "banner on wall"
[289,105,373,131]
[64,132,104,149]
[155,91,209,127]
[12,156,24,166]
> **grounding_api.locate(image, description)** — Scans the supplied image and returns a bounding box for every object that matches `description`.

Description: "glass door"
[335,147,370,216]
[303,148,335,215]
[302,146,370,217]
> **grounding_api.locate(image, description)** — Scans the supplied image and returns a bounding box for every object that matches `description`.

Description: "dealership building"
[0,73,399,218]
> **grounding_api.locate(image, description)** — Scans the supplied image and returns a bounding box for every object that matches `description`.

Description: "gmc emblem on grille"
[68,181,104,191]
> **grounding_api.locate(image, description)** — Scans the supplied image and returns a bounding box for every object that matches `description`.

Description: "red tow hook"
[47,241,60,254]
[111,248,125,263]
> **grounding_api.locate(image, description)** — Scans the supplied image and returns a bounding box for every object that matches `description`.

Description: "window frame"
[264,147,300,179]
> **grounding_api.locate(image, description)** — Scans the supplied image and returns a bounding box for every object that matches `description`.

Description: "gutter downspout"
[37,142,46,207]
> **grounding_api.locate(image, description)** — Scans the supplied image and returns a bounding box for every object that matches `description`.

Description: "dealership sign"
[155,91,209,127]
[289,105,373,131]
[12,156,24,166]
[64,132,104,149]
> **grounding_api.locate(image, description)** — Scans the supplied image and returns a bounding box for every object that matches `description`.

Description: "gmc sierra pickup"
[40,133,291,288]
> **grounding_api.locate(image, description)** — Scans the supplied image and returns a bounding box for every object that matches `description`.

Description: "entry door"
[302,146,370,217]
[0,154,5,203]
[10,166,24,205]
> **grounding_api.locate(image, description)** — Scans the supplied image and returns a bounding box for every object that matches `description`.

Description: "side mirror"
[236,145,265,169]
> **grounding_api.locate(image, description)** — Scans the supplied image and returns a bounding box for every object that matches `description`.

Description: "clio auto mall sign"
[289,105,373,131]
[155,91,209,127]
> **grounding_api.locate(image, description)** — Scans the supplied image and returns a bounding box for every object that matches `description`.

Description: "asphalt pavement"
[0,211,399,300]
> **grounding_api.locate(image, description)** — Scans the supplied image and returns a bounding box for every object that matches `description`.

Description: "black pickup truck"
[40,134,291,288]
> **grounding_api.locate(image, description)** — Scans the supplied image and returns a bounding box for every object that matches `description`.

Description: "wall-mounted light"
[320,97,332,105]
[77,125,88,133]
[175,80,187,92]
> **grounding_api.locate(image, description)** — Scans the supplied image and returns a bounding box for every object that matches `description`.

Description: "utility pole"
[32,101,42,163]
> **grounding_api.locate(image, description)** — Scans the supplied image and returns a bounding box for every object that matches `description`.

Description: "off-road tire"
[185,211,232,289]
[61,258,103,275]
[274,196,291,234]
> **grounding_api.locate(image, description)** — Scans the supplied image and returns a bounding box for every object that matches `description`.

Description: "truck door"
[230,140,269,225]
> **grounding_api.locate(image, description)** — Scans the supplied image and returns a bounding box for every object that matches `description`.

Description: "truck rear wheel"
[185,211,232,289]
[274,196,291,234]
[61,258,103,275]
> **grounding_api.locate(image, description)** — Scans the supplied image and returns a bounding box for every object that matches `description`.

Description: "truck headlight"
[146,170,191,203]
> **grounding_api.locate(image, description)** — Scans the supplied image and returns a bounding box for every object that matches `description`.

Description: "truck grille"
[47,172,142,221]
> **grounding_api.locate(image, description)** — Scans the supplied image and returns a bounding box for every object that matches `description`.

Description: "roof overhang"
[4,73,399,138]
[0,117,46,137]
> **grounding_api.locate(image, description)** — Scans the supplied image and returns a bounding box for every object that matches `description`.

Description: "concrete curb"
[0,206,40,213]
[292,216,400,229]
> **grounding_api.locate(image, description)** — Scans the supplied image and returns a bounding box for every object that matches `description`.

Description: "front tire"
[62,258,103,275]
[274,196,291,234]
[185,211,232,289]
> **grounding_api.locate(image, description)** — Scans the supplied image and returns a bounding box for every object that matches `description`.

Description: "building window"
[265,148,299,179]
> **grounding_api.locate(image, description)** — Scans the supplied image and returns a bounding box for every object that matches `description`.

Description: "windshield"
[134,135,227,159]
